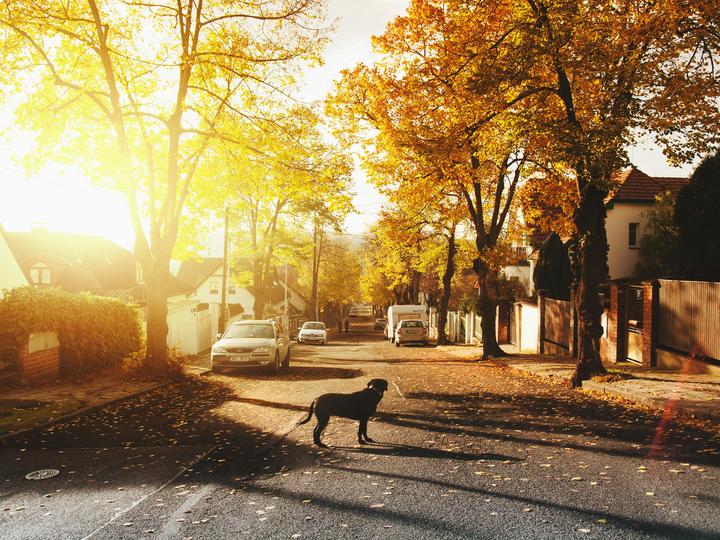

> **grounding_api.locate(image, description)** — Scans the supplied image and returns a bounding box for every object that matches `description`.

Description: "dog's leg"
[313,416,330,448]
[358,418,374,444]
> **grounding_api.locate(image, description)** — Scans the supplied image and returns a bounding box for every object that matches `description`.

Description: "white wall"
[0,231,28,297]
[167,297,198,356]
[606,202,648,279]
[516,302,539,352]
[503,265,533,295]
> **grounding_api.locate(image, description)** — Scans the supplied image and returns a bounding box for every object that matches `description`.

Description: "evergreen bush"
[533,233,572,300]
[0,287,141,375]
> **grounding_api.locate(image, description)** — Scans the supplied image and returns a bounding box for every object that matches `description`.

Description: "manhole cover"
[25,469,60,480]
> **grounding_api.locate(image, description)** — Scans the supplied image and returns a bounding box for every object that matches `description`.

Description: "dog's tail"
[297,399,316,425]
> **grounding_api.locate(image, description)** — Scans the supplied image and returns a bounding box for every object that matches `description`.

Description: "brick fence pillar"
[641,280,660,368]
[18,331,60,384]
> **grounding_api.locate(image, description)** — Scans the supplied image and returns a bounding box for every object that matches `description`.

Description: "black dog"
[298,378,389,448]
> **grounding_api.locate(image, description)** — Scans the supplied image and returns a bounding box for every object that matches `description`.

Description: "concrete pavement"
[493,354,720,423]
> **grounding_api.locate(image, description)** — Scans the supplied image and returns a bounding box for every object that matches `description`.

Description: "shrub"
[533,233,572,300]
[0,287,142,375]
[674,150,720,281]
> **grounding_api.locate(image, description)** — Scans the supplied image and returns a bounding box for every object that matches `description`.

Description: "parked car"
[394,319,428,347]
[211,319,290,373]
[297,321,327,345]
[374,317,387,330]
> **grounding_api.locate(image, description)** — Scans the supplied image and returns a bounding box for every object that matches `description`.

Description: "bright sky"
[0,0,695,251]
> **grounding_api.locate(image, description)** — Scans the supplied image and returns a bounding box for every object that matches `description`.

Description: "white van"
[386,304,427,342]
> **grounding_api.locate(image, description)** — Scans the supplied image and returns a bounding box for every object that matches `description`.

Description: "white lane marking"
[79,445,217,540]
[392,380,405,400]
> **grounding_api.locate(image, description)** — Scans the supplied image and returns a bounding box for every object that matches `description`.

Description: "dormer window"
[30,263,50,285]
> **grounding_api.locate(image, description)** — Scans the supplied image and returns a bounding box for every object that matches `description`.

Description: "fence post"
[537,290,547,354]
[642,280,660,368]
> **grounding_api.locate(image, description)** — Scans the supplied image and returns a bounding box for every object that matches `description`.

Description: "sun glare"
[0,163,134,250]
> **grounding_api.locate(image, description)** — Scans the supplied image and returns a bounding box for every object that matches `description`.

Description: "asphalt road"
[2,320,719,539]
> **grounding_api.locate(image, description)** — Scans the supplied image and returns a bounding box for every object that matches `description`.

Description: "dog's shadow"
[330,442,521,462]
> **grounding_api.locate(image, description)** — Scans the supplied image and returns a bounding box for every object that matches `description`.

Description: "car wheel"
[211,366,222,374]
[282,348,290,368]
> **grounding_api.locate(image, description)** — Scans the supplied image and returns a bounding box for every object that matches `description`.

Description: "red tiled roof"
[608,167,687,204]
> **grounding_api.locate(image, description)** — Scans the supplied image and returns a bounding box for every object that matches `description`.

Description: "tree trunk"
[253,289,266,319]
[570,184,608,387]
[477,260,505,359]
[437,231,456,345]
[145,261,170,372]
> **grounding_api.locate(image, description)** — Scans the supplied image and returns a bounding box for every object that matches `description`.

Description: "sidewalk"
[0,364,209,441]
[494,354,720,423]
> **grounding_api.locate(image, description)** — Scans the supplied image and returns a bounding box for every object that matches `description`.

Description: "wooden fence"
[658,280,720,360]
[543,297,571,351]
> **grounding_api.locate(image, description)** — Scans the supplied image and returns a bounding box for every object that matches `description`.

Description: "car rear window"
[303,322,325,330]
[225,324,274,339]
[401,320,424,328]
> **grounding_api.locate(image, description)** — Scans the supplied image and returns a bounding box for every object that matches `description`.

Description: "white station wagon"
[297,321,327,345]
[211,320,290,373]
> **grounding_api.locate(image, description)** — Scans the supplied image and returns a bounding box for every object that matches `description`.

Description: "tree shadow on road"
[373,390,720,466]
[331,442,520,462]
[216,365,363,381]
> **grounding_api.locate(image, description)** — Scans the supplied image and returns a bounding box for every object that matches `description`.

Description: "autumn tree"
[465,0,719,384]
[193,107,353,319]
[328,1,552,358]
[0,0,329,370]
[345,0,719,382]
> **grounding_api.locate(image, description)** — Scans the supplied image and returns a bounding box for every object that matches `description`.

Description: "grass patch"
[0,398,84,437]
[592,370,637,383]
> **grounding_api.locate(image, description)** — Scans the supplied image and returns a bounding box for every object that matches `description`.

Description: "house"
[3,226,141,299]
[0,224,29,298]
[167,257,255,355]
[605,167,687,279]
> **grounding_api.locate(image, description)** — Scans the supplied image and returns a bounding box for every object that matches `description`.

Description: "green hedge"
[0,287,142,375]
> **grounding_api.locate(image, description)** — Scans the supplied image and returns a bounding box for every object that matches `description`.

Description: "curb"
[582,380,720,422]
[0,368,211,446]
[494,359,720,423]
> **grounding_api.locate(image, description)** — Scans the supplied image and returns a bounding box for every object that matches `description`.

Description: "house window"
[628,223,639,248]
[228,284,236,295]
[30,263,51,285]
[209,279,220,294]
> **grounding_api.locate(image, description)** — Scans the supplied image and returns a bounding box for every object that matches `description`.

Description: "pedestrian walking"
[337,316,342,333]
[344,318,350,333]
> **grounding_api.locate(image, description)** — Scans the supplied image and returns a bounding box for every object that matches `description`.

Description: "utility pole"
[284,262,289,332]
[219,205,229,334]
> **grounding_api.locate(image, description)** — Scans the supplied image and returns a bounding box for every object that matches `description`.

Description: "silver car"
[211,320,290,373]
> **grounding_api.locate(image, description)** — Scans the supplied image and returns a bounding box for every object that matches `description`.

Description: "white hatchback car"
[211,320,290,373]
[394,319,428,347]
[297,321,327,345]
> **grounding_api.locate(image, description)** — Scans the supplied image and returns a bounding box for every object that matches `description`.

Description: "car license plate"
[406,330,419,335]
[230,355,250,362]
